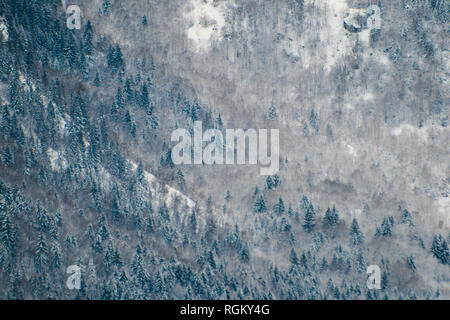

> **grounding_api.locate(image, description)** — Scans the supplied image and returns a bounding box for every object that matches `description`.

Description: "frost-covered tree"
[323,205,339,227]
[302,204,316,233]
[273,197,285,216]
[349,218,364,246]
[253,194,267,213]
[431,235,449,265]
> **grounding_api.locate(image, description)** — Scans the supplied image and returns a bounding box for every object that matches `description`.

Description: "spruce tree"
[253,194,267,213]
[289,248,299,265]
[302,203,315,232]
[349,218,364,246]
[273,197,285,216]
[323,205,339,227]
[83,21,93,56]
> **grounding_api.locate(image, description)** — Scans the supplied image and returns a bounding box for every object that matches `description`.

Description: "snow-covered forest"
[0,0,448,299]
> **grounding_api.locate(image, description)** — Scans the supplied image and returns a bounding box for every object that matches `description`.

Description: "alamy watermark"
[171,121,279,175]
[66,265,81,290]
[66,5,81,30]
[366,265,381,290]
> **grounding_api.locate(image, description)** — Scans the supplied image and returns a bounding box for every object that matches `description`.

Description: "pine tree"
[376,217,393,238]
[63,31,79,69]
[216,113,223,128]
[253,194,267,213]
[401,209,414,226]
[104,241,122,272]
[349,218,364,246]
[320,257,328,271]
[83,20,93,56]
[300,195,309,212]
[124,77,134,102]
[0,213,17,251]
[224,189,232,202]
[265,174,281,190]
[79,48,89,79]
[431,234,450,264]
[34,234,49,272]
[102,0,111,15]
[94,71,100,87]
[206,196,213,213]
[442,240,450,265]
[356,250,366,273]
[175,169,185,192]
[241,245,250,263]
[406,256,416,272]
[116,87,124,110]
[139,83,149,109]
[116,44,124,69]
[2,146,12,166]
[300,252,308,269]
[207,251,216,269]
[124,110,136,137]
[309,108,319,134]
[289,248,299,265]
[302,204,315,232]
[273,197,285,215]
[323,205,339,227]
[190,212,197,233]
[266,105,278,120]
[107,44,124,71]
[51,244,61,270]
[381,272,389,290]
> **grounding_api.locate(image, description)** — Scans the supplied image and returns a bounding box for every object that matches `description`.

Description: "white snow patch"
[41,95,49,107]
[294,1,382,71]
[47,148,67,171]
[392,124,428,143]
[437,197,449,214]
[436,196,449,228]
[0,17,8,42]
[307,0,354,72]
[19,73,27,86]
[377,53,391,66]
[129,161,196,210]
[346,144,357,158]
[98,166,112,192]
[59,114,68,135]
[144,170,157,184]
[184,0,234,53]
[359,29,370,45]
[166,185,196,208]
[0,82,8,104]
[344,103,355,111]
[364,50,391,66]
[18,72,36,93]
[83,137,90,149]
[363,91,374,101]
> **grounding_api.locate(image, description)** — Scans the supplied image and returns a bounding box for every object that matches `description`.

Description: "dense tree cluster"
[0,0,447,300]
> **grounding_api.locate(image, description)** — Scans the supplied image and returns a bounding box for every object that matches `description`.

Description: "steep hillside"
[0,0,448,299]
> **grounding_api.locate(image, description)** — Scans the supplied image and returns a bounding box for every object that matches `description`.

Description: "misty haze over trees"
[0,0,448,299]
